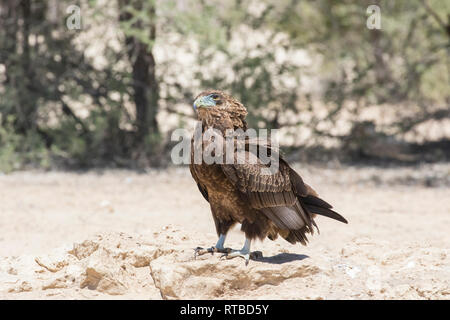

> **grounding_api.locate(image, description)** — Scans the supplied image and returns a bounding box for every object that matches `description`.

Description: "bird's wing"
[189,138,209,202]
[220,140,347,233]
[220,141,315,232]
[190,164,209,202]
[220,137,307,200]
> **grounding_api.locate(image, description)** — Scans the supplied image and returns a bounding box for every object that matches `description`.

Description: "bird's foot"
[194,246,231,259]
[220,250,263,266]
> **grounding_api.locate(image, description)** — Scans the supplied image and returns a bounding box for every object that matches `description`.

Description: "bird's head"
[193,90,248,130]
[193,91,223,110]
[193,90,235,110]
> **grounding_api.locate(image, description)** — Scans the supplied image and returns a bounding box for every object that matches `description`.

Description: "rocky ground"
[0,163,449,299]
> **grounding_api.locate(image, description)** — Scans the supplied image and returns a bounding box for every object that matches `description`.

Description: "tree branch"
[419,0,450,37]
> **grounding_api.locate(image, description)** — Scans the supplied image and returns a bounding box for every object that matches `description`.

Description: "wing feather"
[220,142,314,235]
[189,142,209,202]
[220,138,346,244]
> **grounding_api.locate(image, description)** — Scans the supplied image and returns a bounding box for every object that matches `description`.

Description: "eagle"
[190,90,347,265]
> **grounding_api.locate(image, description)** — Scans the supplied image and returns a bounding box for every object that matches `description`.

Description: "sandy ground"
[0,163,449,299]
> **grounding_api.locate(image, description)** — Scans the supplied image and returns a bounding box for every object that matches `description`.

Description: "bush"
[0,116,50,173]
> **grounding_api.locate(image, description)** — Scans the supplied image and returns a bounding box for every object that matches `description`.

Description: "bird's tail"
[302,195,348,224]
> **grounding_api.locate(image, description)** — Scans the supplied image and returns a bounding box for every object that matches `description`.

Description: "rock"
[150,252,320,299]
[1,232,162,298]
[1,229,448,299]
[69,240,100,260]
[35,252,70,273]
[8,281,33,293]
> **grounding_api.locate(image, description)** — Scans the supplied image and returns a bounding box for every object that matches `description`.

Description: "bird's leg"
[215,233,226,251]
[220,237,259,266]
[194,234,231,258]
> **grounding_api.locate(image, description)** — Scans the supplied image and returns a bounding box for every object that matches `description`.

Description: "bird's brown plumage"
[190,90,347,246]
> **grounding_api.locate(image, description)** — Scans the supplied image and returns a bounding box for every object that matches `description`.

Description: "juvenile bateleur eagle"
[190,90,347,265]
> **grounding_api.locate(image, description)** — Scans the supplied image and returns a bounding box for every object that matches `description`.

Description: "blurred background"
[0,0,449,171]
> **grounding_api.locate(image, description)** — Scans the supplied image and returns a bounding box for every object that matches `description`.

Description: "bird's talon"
[194,246,232,259]
[194,246,211,258]
[221,250,252,265]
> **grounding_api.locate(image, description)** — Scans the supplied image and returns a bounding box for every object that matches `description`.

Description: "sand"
[0,163,449,299]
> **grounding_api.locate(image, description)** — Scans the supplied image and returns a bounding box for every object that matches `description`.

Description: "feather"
[304,204,348,224]
[196,183,209,202]
[260,206,306,230]
[302,195,332,209]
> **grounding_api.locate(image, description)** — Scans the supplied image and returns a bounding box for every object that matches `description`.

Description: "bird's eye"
[211,94,220,100]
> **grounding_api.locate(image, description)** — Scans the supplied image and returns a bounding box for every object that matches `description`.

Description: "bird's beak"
[193,97,203,110]
[193,96,213,111]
